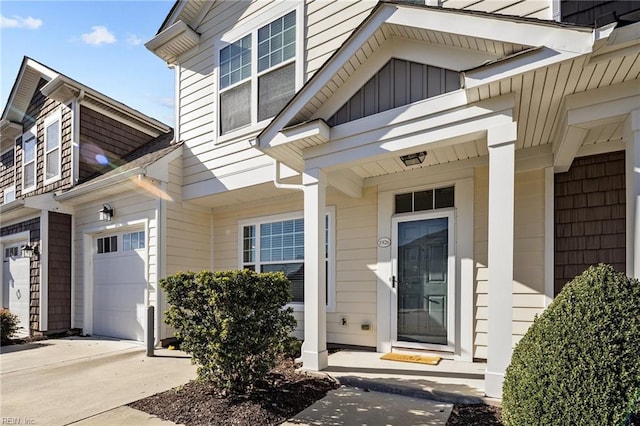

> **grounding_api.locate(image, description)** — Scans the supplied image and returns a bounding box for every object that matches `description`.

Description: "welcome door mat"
[380,353,441,365]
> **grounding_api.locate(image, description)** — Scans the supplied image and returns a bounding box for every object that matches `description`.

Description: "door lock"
[391,276,397,288]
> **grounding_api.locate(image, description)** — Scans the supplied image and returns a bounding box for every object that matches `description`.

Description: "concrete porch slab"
[322,351,498,406]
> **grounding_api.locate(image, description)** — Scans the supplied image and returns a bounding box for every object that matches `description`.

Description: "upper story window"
[44,111,61,184]
[22,126,37,193]
[219,9,297,136]
[3,186,15,204]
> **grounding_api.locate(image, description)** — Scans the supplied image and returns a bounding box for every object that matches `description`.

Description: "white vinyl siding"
[473,167,546,359]
[44,111,62,184]
[21,126,37,193]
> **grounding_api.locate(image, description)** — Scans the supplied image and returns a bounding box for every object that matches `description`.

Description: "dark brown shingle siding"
[47,212,71,332]
[554,151,626,295]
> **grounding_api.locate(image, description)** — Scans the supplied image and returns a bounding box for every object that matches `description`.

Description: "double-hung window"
[240,208,335,311]
[44,111,61,184]
[219,9,297,135]
[22,126,37,193]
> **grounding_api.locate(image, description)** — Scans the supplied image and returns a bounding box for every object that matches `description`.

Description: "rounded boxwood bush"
[502,264,640,425]
[1,308,20,345]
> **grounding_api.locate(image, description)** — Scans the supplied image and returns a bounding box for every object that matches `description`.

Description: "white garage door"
[93,230,146,341]
[2,243,30,337]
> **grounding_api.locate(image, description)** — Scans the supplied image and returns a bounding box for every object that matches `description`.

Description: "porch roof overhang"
[54,167,147,206]
[0,192,71,224]
[146,20,200,64]
[257,2,597,173]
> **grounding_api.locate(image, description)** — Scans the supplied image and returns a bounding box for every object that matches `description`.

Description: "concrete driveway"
[0,337,196,425]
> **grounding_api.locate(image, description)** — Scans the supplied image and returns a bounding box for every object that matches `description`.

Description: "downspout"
[273,160,304,191]
[72,89,85,185]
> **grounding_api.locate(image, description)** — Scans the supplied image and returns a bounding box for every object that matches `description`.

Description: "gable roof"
[1,57,170,139]
[257,1,596,166]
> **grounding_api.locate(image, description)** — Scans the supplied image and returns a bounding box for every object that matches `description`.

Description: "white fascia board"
[145,20,200,64]
[387,6,594,54]
[565,79,640,121]
[54,167,146,204]
[145,145,183,182]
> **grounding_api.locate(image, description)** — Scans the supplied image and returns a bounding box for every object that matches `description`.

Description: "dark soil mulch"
[447,403,503,425]
[129,357,339,425]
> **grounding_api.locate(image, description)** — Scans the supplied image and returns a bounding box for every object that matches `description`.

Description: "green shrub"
[503,264,640,426]
[1,308,20,344]
[161,269,297,395]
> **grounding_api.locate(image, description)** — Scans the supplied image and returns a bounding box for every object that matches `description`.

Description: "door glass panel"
[397,217,448,345]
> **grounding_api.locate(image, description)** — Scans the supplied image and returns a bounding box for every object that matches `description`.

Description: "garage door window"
[97,236,117,254]
[123,231,145,251]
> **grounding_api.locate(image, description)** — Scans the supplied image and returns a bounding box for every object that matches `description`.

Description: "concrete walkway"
[0,337,196,425]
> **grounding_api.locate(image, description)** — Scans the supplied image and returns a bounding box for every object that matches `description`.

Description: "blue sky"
[1,1,176,126]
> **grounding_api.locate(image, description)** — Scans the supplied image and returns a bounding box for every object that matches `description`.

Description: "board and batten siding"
[212,186,378,347]
[72,193,158,329]
[474,167,546,359]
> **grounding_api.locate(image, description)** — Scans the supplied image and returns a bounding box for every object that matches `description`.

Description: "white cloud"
[0,14,43,29]
[81,26,116,46]
[126,34,142,47]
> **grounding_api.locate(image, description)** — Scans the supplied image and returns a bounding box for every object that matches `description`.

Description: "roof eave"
[146,20,200,64]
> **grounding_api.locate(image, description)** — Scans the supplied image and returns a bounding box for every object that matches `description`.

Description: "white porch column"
[485,123,517,398]
[301,167,328,371]
[625,109,640,279]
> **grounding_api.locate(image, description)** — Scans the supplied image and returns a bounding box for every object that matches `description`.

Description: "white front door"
[3,243,30,336]
[92,230,147,341]
[391,211,455,350]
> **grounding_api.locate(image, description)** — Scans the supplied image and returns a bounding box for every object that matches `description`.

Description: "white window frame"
[3,186,15,204]
[21,125,37,194]
[238,206,336,312]
[216,2,304,143]
[43,110,62,185]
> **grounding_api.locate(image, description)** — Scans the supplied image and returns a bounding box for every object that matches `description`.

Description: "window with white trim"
[240,209,335,310]
[3,186,15,204]
[123,231,145,251]
[97,236,117,254]
[219,9,297,135]
[22,126,37,192]
[44,111,61,184]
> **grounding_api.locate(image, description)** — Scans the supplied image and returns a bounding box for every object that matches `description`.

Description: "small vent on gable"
[327,58,460,126]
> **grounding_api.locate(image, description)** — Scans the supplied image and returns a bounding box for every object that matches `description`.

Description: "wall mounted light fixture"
[400,151,427,167]
[99,203,114,222]
[21,244,39,258]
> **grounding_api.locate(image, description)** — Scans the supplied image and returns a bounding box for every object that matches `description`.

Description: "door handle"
[391,276,397,289]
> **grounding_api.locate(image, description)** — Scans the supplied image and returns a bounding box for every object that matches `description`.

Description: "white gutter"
[273,161,304,191]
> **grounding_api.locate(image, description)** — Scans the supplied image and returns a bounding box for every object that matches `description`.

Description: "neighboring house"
[0,57,208,345]
[146,0,640,397]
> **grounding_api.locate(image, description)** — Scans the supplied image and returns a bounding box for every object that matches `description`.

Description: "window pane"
[124,233,130,251]
[261,263,304,303]
[46,121,59,150]
[23,135,36,163]
[395,193,412,213]
[435,186,455,209]
[258,62,295,121]
[220,34,251,90]
[414,190,433,212]
[243,225,255,263]
[258,10,295,72]
[220,81,251,134]
[97,238,104,254]
[138,231,145,248]
[24,163,35,188]
[46,150,59,179]
[111,236,118,252]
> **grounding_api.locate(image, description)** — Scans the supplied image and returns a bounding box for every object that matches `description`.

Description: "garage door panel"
[3,245,30,336]
[93,231,146,342]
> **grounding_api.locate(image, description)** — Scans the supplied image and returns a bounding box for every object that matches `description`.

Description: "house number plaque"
[377,237,391,248]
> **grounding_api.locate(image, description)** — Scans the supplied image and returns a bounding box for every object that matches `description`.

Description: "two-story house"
[140,0,637,399]
[0,57,209,345]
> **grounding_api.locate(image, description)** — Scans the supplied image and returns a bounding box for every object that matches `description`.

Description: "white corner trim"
[544,166,555,307]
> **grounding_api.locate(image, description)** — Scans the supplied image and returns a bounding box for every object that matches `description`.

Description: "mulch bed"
[447,403,503,425]
[129,357,339,425]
